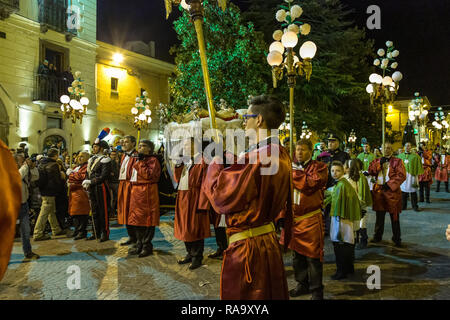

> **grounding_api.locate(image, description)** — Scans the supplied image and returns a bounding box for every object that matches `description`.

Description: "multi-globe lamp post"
[366,41,403,149]
[432,107,449,146]
[131,91,152,148]
[299,121,311,140]
[348,129,357,150]
[267,1,317,157]
[59,71,89,167]
[408,92,429,144]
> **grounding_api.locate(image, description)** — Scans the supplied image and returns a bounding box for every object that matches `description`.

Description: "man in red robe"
[202,95,293,300]
[280,139,328,300]
[418,142,433,203]
[67,152,91,239]
[173,138,211,270]
[117,136,138,246]
[368,142,406,247]
[435,147,449,193]
[128,140,161,257]
[0,140,21,281]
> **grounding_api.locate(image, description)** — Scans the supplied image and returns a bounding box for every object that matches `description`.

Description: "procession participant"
[317,133,350,236]
[357,139,376,190]
[281,139,328,300]
[127,140,161,258]
[83,139,112,242]
[202,94,293,300]
[173,138,211,270]
[398,142,424,212]
[418,142,433,203]
[327,161,361,280]
[208,208,228,259]
[117,136,138,246]
[312,141,326,160]
[67,152,91,240]
[435,147,449,193]
[0,139,22,281]
[368,142,406,247]
[352,158,372,249]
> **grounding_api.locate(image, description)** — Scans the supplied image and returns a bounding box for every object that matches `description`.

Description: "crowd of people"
[4,95,450,300]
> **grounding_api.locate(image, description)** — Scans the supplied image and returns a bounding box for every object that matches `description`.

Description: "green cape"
[357,152,376,171]
[397,153,424,176]
[329,178,361,221]
[358,172,373,207]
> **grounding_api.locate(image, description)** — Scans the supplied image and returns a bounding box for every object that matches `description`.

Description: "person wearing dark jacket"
[83,140,112,242]
[33,148,64,241]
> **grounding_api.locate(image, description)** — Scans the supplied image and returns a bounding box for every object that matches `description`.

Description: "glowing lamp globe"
[181,0,190,10]
[69,99,77,108]
[267,51,283,66]
[144,109,151,116]
[138,113,146,121]
[392,71,403,82]
[366,84,374,94]
[269,41,285,55]
[281,31,298,48]
[131,107,139,115]
[60,95,70,104]
[369,73,382,84]
[80,97,89,106]
[382,76,393,86]
[147,117,152,124]
[299,41,317,59]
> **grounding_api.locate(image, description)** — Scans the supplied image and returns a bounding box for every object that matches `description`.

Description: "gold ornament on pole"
[132,91,153,150]
[366,41,403,150]
[267,1,317,158]
[60,71,89,167]
[164,0,227,142]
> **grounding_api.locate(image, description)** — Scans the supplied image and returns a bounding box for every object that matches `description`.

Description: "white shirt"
[377,163,390,185]
[119,153,132,180]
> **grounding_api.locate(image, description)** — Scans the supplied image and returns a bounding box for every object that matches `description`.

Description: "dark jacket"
[38,157,64,196]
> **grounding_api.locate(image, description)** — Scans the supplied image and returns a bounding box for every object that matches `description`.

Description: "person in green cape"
[398,142,424,212]
[312,141,326,160]
[357,140,376,188]
[325,161,361,280]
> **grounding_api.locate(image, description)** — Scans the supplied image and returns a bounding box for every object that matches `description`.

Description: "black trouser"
[292,251,323,292]
[110,182,119,218]
[126,225,137,243]
[72,215,88,237]
[135,226,155,251]
[333,242,355,275]
[184,240,204,261]
[436,181,449,192]
[374,211,401,243]
[419,182,430,202]
[214,227,228,252]
[55,191,70,229]
[90,184,110,239]
[402,192,419,210]
[323,204,331,235]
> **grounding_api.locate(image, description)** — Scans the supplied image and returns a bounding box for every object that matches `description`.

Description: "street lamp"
[432,107,449,146]
[132,91,152,148]
[366,41,403,149]
[407,92,429,144]
[299,121,311,140]
[267,1,316,157]
[60,71,89,167]
[348,129,357,150]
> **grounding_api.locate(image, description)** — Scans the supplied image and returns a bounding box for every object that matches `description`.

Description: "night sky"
[97,0,450,106]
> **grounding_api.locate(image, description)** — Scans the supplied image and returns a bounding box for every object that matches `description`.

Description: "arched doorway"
[39,128,68,154]
[0,97,9,145]
[42,134,66,154]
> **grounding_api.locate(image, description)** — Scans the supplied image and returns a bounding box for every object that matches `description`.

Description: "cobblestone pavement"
[1,186,449,300]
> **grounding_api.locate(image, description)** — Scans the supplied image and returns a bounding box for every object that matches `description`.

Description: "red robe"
[128,156,161,227]
[368,157,406,220]
[435,155,450,182]
[280,160,328,262]
[202,141,293,300]
[68,163,91,216]
[117,150,138,225]
[418,150,433,185]
[173,156,211,242]
[0,139,21,281]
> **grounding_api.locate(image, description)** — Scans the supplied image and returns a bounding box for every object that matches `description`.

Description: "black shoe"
[356,242,367,250]
[393,241,402,247]
[419,198,424,203]
[208,250,223,259]
[331,272,346,280]
[129,247,142,255]
[86,235,96,241]
[178,256,192,265]
[413,207,421,212]
[74,233,87,240]
[188,259,202,270]
[289,285,310,297]
[311,289,324,300]
[24,252,40,260]
[120,239,136,246]
[138,249,153,258]
[369,238,382,243]
[99,235,109,243]
[34,235,51,241]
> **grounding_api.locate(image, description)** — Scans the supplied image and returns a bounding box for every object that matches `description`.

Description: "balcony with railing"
[0,0,19,20]
[33,73,73,105]
[38,0,76,37]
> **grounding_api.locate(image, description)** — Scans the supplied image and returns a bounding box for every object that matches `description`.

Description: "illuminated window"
[47,117,62,129]
[111,77,118,92]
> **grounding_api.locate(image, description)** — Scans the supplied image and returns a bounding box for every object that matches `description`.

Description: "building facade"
[0,0,174,154]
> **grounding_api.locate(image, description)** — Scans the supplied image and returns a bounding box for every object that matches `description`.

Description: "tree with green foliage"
[169,0,270,114]
[242,0,382,146]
